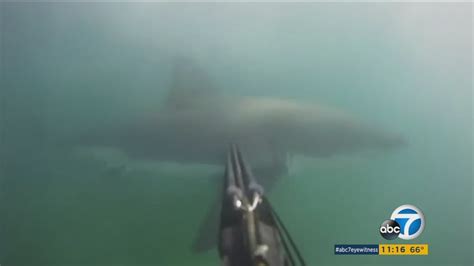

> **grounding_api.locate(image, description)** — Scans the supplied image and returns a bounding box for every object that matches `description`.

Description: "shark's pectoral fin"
[192,199,221,252]
[191,172,223,253]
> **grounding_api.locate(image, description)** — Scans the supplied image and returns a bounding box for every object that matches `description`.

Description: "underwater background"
[0,3,472,266]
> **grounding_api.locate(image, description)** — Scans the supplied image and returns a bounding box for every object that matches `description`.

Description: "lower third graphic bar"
[334,244,379,255]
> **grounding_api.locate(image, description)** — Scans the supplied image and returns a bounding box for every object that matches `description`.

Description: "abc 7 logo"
[380,204,425,240]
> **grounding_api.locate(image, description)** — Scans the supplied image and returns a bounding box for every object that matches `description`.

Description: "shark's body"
[77,59,404,251]
[81,58,403,167]
[94,96,401,167]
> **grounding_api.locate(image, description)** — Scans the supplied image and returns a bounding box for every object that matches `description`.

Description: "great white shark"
[80,60,403,170]
[77,58,404,251]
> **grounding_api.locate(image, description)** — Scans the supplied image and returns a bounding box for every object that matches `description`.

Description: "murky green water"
[1,3,472,266]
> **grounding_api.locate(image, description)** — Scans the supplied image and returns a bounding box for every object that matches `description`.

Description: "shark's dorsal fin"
[165,58,218,110]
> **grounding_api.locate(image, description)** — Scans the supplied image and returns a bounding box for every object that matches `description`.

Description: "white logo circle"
[390,204,425,240]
